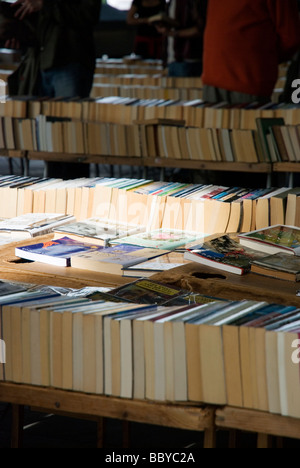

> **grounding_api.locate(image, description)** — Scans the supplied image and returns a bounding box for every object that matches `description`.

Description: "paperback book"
[184,235,266,275]
[122,252,190,278]
[112,228,205,250]
[239,225,300,256]
[70,244,169,275]
[15,236,104,267]
[108,279,187,305]
[53,217,145,247]
[0,213,75,238]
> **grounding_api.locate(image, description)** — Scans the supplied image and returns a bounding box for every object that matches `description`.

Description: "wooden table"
[152,262,300,307]
[1,237,300,448]
[0,235,132,290]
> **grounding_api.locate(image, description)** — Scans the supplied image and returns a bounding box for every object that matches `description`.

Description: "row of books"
[0,115,261,162]
[1,96,300,128]
[93,73,203,89]
[1,113,299,165]
[1,176,300,235]
[1,279,300,418]
[95,60,164,77]
[90,83,203,102]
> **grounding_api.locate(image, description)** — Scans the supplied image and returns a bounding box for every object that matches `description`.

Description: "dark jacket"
[8,0,101,95]
[169,0,208,62]
[38,0,101,72]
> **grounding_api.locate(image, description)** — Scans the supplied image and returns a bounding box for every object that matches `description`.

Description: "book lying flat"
[239,225,300,256]
[251,253,300,282]
[184,235,266,275]
[108,279,187,306]
[70,244,169,275]
[122,252,190,278]
[0,213,75,238]
[112,229,205,250]
[15,237,104,267]
[53,217,145,247]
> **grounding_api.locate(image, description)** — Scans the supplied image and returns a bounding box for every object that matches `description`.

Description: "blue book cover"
[15,237,103,267]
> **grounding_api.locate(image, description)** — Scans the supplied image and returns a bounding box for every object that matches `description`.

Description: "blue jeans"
[168,61,203,78]
[40,62,94,98]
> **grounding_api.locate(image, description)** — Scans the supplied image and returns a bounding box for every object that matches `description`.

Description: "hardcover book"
[184,235,266,275]
[239,225,300,256]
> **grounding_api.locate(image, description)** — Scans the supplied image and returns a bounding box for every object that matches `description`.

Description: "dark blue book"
[15,236,104,267]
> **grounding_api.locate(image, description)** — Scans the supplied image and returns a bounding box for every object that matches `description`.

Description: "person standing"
[157,0,208,78]
[202,0,300,104]
[6,0,102,179]
[127,0,166,59]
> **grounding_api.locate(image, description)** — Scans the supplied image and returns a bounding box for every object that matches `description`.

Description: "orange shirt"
[202,0,300,97]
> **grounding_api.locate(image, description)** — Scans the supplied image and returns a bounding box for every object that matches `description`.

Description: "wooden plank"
[27,152,143,166]
[216,407,300,440]
[274,163,300,173]
[0,383,215,432]
[26,151,272,173]
[144,159,272,173]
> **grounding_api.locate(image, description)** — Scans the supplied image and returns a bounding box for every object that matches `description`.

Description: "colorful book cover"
[185,235,266,275]
[239,225,300,255]
[111,229,204,250]
[109,279,186,305]
[15,237,103,267]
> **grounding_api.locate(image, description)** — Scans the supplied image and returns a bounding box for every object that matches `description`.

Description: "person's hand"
[4,38,21,50]
[155,25,168,35]
[14,0,43,20]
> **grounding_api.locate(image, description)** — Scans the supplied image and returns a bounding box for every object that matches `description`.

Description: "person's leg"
[168,62,189,77]
[41,63,94,99]
[40,64,93,178]
[203,85,271,104]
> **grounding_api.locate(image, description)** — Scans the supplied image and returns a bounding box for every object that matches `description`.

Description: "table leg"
[11,404,24,448]
[97,417,105,448]
[257,433,272,449]
[203,427,216,449]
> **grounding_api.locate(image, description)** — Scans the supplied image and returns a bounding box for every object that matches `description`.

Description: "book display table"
[1,237,300,448]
